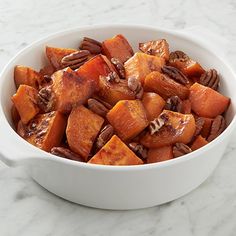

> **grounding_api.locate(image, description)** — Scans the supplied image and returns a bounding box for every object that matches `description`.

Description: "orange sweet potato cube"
[51,67,94,114]
[124,52,165,84]
[12,85,39,124]
[17,111,67,151]
[107,100,148,141]
[102,34,134,63]
[142,92,165,121]
[88,135,143,165]
[189,83,230,118]
[14,65,43,89]
[66,105,104,160]
[147,145,173,164]
[141,110,196,148]
[46,46,77,70]
[144,71,189,100]
[191,135,208,151]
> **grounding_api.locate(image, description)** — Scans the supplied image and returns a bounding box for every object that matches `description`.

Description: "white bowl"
[0,25,236,210]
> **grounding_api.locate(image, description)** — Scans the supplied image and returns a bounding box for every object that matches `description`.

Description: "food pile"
[11,34,230,165]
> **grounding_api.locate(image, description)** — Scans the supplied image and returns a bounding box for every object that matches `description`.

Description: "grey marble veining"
[0,0,236,235]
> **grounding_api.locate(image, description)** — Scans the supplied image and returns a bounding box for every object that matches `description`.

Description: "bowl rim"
[1,23,236,171]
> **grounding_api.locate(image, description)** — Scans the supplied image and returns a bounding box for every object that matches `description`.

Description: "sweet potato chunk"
[181,99,191,114]
[200,117,213,138]
[124,52,165,84]
[191,135,208,151]
[107,100,148,141]
[189,83,230,118]
[14,66,43,89]
[66,105,104,160]
[97,76,135,105]
[102,34,134,63]
[46,46,77,70]
[144,71,189,100]
[141,110,196,148]
[52,67,94,113]
[88,135,143,165]
[39,64,55,77]
[142,92,165,121]
[17,111,67,151]
[12,85,39,124]
[147,145,173,164]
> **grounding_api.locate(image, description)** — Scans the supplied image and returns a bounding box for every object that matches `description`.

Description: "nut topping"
[162,65,189,85]
[149,116,165,135]
[111,58,126,79]
[207,115,226,142]
[165,96,183,112]
[105,72,120,83]
[51,147,84,162]
[194,117,205,137]
[61,50,90,70]
[199,69,220,90]
[87,98,110,117]
[37,86,55,112]
[95,124,114,150]
[79,37,102,54]
[127,77,143,99]
[128,142,148,160]
[173,143,192,158]
[169,50,189,63]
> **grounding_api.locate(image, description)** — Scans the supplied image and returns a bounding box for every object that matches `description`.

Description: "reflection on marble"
[0,0,236,235]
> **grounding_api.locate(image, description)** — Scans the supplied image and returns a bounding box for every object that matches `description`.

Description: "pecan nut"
[37,86,55,112]
[79,37,102,54]
[128,142,148,160]
[173,143,192,158]
[39,75,53,89]
[194,117,205,137]
[165,96,183,112]
[61,50,90,70]
[169,50,189,63]
[207,115,226,142]
[128,77,143,99]
[87,98,110,117]
[149,116,165,135]
[96,125,114,150]
[199,69,220,90]
[111,58,125,79]
[51,147,84,162]
[105,72,120,83]
[161,65,189,85]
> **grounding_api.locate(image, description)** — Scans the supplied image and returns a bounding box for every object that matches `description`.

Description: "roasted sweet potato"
[191,135,208,151]
[17,111,67,151]
[189,83,230,118]
[144,71,189,100]
[147,145,173,164]
[12,85,39,124]
[181,99,191,114]
[88,135,143,165]
[102,34,134,63]
[141,110,196,148]
[14,65,43,89]
[66,105,104,160]
[51,67,94,113]
[142,92,165,121]
[107,100,148,141]
[200,117,213,138]
[39,63,55,77]
[124,52,165,84]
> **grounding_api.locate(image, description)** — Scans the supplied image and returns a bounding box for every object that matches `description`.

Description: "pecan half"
[207,115,226,142]
[61,50,90,70]
[111,58,125,79]
[105,72,120,83]
[95,124,114,150]
[169,50,189,63]
[149,116,165,135]
[39,75,53,88]
[173,143,192,158]
[162,65,189,85]
[128,77,143,99]
[51,147,84,162]
[165,96,183,112]
[199,69,220,90]
[79,37,102,54]
[128,142,148,160]
[37,86,55,112]
[194,117,205,137]
[87,98,110,117]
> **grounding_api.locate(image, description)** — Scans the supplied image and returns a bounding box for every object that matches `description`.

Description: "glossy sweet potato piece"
[102,34,134,63]
[147,145,173,164]
[17,111,67,151]
[201,117,213,138]
[76,54,116,88]
[144,71,189,100]
[142,92,165,121]
[189,83,230,118]
[181,99,191,114]
[52,67,94,113]
[124,52,165,84]
[88,135,143,165]
[12,85,39,124]
[97,76,135,105]
[14,66,43,89]
[107,100,148,141]
[46,46,77,70]
[191,135,208,151]
[141,110,196,148]
[66,105,104,160]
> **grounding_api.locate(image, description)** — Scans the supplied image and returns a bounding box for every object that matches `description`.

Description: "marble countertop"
[1,0,236,235]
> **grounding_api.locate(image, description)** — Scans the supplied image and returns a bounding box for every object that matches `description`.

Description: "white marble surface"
[0,0,236,235]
